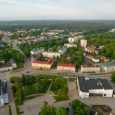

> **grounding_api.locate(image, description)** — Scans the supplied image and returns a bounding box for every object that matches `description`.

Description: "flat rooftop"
[0,80,8,95]
[78,77,113,93]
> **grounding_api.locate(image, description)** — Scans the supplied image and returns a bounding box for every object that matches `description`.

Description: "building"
[0,80,9,107]
[85,45,98,54]
[109,28,115,32]
[85,54,99,63]
[80,39,87,48]
[100,62,115,72]
[57,63,76,72]
[81,64,100,73]
[0,59,17,72]
[30,48,45,55]
[42,51,61,58]
[31,57,54,70]
[100,56,109,62]
[77,77,113,99]
[58,46,67,55]
[42,46,67,58]
[64,43,77,48]
[68,35,83,44]
[9,59,17,69]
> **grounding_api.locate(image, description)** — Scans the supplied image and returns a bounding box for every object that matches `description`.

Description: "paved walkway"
[47,81,52,92]
[20,94,55,115]
[68,80,78,100]
[8,81,17,115]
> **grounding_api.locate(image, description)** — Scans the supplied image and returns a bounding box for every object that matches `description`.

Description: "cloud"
[0,0,115,20]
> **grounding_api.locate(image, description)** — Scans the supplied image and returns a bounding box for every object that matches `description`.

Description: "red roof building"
[57,63,76,72]
[100,56,109,62]
[31,57,54,70]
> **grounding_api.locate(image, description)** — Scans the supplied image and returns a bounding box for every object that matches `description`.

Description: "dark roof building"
[77,77,113,99]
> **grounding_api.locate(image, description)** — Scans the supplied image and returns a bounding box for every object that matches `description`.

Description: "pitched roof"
[57,63,75,68]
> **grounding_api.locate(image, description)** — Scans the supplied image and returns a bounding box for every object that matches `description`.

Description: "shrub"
[111,71,115,84]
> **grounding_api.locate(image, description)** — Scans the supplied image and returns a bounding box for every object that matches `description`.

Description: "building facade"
[100,56,109,62]
[85,45,99,54]
[42,51,61,58]
[100,62,115,72]
[31,58,54,70]
[42,46,67,58]
[68,35,83,44]
[30,48,45,55]
[57,63,76,72]
[80,39,87,48]
[85,54,100,63]
[64,43,77,48]
[0,59,17,72]
[58,46,67,55]
[81,64,100,73]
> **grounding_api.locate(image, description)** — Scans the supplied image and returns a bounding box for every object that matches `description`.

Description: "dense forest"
[0,20,115,33]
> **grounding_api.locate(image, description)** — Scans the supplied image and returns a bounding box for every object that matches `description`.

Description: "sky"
[0,0,115,20]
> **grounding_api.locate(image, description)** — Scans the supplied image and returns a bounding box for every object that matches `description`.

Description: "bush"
[10,76,22,84]
[56,107,68,115]
[111,71,115,84]
[9,105,12,115]
[72,100,89,115]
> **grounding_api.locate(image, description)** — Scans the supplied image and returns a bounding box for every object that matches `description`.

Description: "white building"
[64,43,77,48]
[0,59,17,72]
[100,62,115,72]
[81,64,100,73]
[0,80,9,107]
[80,39,87,48]
[68,35,83,44]
[77,77,114,99]
[58,46,67,55]
[109,28,115,32]
[9,59,17,69]
[42,51,61,58]
[42,46,67,58]
[85,54,100,63]
[30,48,45,55]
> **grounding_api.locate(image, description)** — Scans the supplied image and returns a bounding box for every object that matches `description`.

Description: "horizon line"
[0,19,115,22]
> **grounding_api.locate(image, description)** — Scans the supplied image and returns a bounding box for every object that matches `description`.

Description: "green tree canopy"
[39,102,56,115]
[56,107,67,115]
